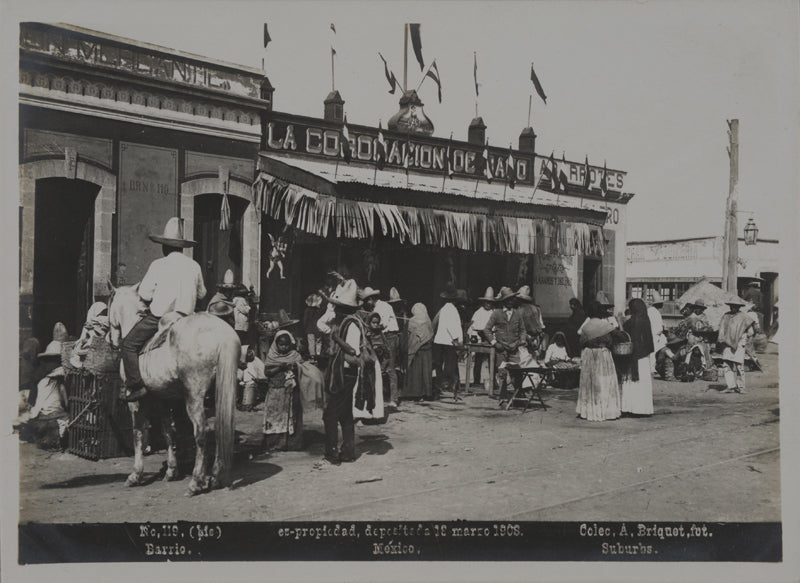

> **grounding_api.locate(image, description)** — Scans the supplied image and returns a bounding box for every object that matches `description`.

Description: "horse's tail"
[214,332,240,487]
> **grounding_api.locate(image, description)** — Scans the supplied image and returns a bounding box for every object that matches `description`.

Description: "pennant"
[583,156,591,190]
[559,153,569,192]
[425,60,442,103]
[600,161,609,197]
[548,152,558,191]
[445,134,454,178]
[473,52,479,97]
[331,46,337,57]
[219,166,231,231]
[376,122,387,170]
[263,23,271,48]
[379,53,398,94]
[506,146,516,189]
[409,24,424,71]
[475,143,493,183]
[530,62,547,104]
[330,23,336,34]
[340,117,352,163]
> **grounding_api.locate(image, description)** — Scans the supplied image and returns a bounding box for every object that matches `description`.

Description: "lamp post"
[744,217,759,245]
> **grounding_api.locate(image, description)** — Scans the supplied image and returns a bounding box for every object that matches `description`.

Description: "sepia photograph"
[2,0,798,581]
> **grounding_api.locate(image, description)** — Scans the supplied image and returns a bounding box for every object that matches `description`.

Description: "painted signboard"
[117,142,178,284]
[262,117,626,195]
[533,254,579,319]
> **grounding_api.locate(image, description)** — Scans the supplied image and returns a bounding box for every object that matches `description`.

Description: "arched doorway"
[193,193,248,307]
[33,177,100,342]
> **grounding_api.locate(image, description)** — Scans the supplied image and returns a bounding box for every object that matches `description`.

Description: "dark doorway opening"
[33,178,99,343]
[193,193,248,308]
[582,257,602,306]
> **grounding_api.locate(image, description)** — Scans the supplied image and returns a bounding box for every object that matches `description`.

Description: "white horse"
[107,284,240,496]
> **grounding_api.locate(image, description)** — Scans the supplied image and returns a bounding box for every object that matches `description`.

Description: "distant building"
[626,236,779,326]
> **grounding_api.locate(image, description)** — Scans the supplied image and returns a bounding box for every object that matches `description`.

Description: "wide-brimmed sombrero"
[478,287,496,302]
[322,279,361,308]
[148,217,197,248]
[276,309,300,329]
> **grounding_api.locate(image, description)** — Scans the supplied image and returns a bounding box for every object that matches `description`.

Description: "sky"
[3,0,798,243]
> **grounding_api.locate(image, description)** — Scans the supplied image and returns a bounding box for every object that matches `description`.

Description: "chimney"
[468,117,486,145]
[324,90,344,123]
[518,127,536,154]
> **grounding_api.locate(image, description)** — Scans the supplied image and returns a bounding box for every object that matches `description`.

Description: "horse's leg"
[184,390,210,496]
[126,401,146,486]
[157,400,180,481]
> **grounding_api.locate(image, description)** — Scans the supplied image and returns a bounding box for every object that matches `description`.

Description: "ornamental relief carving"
[20,70,259,126]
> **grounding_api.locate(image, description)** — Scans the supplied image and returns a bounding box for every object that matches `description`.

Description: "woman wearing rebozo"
[576,300,622,422]
[107,217,240,496]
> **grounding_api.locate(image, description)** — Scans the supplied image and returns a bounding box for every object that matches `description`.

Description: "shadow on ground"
[231,462,283,489]
[40,473,154,489]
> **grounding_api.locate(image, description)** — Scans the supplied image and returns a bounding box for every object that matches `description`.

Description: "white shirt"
[31,368,67,418]
[373,299,399,332]
[545,343,569,363]
[434,303,463,346]
[647,306,664,336]
[343,320,362,368]
[138,251,206,317]
[467,306,492,337]
[577,315,618,336]
[233,296,251,331]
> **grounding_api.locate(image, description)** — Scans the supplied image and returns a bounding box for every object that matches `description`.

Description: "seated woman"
[262,330,305,451]
[544,332,570,365]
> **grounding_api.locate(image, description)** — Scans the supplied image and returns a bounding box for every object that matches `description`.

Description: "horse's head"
[107,281,144,349]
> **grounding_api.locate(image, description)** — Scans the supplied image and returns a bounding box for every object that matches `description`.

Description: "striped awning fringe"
[253,174,603,256]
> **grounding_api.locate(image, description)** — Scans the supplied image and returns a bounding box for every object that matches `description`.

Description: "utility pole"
[722,119,739,294]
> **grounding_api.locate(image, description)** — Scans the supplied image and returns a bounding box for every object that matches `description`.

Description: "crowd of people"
[16,218,765,464]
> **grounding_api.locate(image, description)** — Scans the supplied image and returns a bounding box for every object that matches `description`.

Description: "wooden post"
[403,24,408,93]
[722,119,739,294]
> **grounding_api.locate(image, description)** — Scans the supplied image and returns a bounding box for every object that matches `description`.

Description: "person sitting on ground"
[544,332,570,365]
[121,217,206,402]
[20,340,70,451]
[239,346,266,412]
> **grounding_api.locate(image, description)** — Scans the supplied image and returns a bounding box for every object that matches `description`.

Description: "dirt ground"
[17,345,781,524]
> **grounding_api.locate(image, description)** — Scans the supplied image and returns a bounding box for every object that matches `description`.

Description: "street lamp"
[744,217,758,246]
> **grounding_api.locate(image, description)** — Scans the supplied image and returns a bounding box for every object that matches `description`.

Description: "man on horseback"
[121,217,206,402]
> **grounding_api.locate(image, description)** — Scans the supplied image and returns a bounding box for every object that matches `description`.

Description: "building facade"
[19,23,272,344]
[626,236,779,325]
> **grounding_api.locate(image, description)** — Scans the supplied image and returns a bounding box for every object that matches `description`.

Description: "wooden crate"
[66,370,133,460]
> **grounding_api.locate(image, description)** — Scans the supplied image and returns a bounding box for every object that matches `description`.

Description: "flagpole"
[503,145,509,202]
[529,157,547,202]
[527,95,532,127]
[331,48,335,91]
[405,127,411,188]
[403,24,408,93]
[442,132,452,193]
[373,122,380,186]
[415,61,433,93]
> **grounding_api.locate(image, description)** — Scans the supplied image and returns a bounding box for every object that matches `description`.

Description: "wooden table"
[464,343,496,395]
[500,365,552,413]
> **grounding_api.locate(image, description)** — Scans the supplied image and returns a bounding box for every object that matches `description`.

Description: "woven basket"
[62,336,120,375]
[611,331,634,356]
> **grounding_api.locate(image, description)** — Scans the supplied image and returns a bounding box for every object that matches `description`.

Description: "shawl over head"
[407,303,434,359]
[265,330,302,367]
[623,298,655,360]
[580,318,615,343]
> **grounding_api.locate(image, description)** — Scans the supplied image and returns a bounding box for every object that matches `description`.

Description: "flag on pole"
[475,143,493,183]
[445,134,455,178]
[378,53,398,94]
[331,47,337,57]
[583,156,591,190]
[341,116,352,163]
[559,153,569,192]
[263,23,271,48]
[506,145,516,189]
[548,152,558,191]
[409,24,424,71]
[425,60,442,103]
[530,62,547,104]
[376,122,387,170]
[330,23,336,33]
[473,52,479,97]
[600,161,609,197]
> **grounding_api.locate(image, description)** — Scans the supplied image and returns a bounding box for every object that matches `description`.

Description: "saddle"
[142,312,184,354]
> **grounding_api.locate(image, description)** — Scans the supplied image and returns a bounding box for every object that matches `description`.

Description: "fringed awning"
[252,172,605,256]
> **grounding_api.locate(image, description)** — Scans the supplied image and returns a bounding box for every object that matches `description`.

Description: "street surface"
[18,345,780,524]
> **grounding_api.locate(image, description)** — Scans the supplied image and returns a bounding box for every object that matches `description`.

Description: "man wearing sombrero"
[121,217,206,402]
[718,297,755,393]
